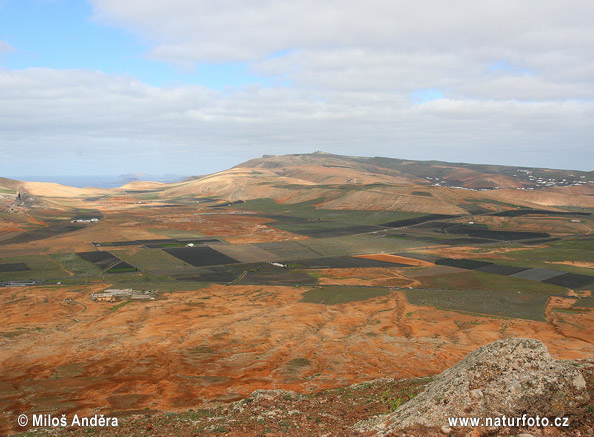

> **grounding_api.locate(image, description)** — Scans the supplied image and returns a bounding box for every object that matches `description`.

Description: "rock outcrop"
[356,338,590,434]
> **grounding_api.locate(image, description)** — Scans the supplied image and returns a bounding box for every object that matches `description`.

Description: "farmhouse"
[90,288,156,302]
[94,294,116,302]
[71,217,99,223]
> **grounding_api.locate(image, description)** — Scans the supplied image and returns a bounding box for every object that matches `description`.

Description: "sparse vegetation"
[404,288,549,321]
[300,285,390,304]
[50,253,102,276]
[0,254,67,281]
[472,238,594,276]
[286,357,312,370]
[109,300,132,312]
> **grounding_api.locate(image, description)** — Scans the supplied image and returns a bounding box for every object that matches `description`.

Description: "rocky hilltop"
[357,337,590,435]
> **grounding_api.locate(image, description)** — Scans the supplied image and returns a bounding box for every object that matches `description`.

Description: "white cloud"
[88,0,594,102]
[0,68,592,176]
[90,1,594,62]
[2,2,593,175]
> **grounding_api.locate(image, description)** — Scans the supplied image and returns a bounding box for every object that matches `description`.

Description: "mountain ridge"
[2,153,593,214]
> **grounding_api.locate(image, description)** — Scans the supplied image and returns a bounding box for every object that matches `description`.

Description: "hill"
[0,177,22,192]
[152,152,594,214]
[238,152,594,190]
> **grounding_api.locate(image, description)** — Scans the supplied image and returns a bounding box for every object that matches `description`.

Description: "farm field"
[237,199,426,225]
[163,246,240,267]
[0,255,66,281]
[403,288,550,321]
[50,253,102,276]
[543,272,594,288]
[0,262,28,272]
[294,255,412,269]
[109,248,197,272]
[298,233,426,256]
[300,285,391,304]
[426,237,594,276]
[255,240,322,260]
[238,268,318,286]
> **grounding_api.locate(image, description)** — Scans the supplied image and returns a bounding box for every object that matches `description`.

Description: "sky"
[0,0,593,179]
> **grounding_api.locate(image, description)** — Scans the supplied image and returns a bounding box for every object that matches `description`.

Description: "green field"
[255,241,322,260]
[404,288,549,321]
[51,253,102,276]
[0,255,67,280]
[128,192,163,200]
[462,197,521,209]
[415,270,566,295]
[298,234,427,257]
[270,220,365,234]
[106,265,138,273]
[300,286,390,305]
[237,198,424,225]
[109,301,133,312]
[572,297,594,309]
[470,238,594,276]
[414,271,486,290]
[473,271,566,295]
[148,228,207,239]
[109,248,195,272]
[103,279,208,292]
[236,198,324,215]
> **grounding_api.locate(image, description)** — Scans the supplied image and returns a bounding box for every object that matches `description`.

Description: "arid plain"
[1,153,593,434]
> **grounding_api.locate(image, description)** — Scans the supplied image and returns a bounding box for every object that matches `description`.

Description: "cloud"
[0,68,592,176]
[2,2,593,175]
[90,1,594,62]
[88,1,594,102]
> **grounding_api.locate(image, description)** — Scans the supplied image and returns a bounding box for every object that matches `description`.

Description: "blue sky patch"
[490,61,533,75]
[0,0,272,89]
[411,88,444,104]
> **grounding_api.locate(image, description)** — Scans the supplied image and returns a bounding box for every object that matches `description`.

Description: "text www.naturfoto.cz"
[447,415,570,428]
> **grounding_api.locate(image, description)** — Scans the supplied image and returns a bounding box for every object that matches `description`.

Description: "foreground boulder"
[356,338,589,434]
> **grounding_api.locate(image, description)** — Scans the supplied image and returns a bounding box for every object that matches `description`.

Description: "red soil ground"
[1,283,592,434]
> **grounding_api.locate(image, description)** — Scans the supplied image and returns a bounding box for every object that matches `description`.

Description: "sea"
[14,175,186,189]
